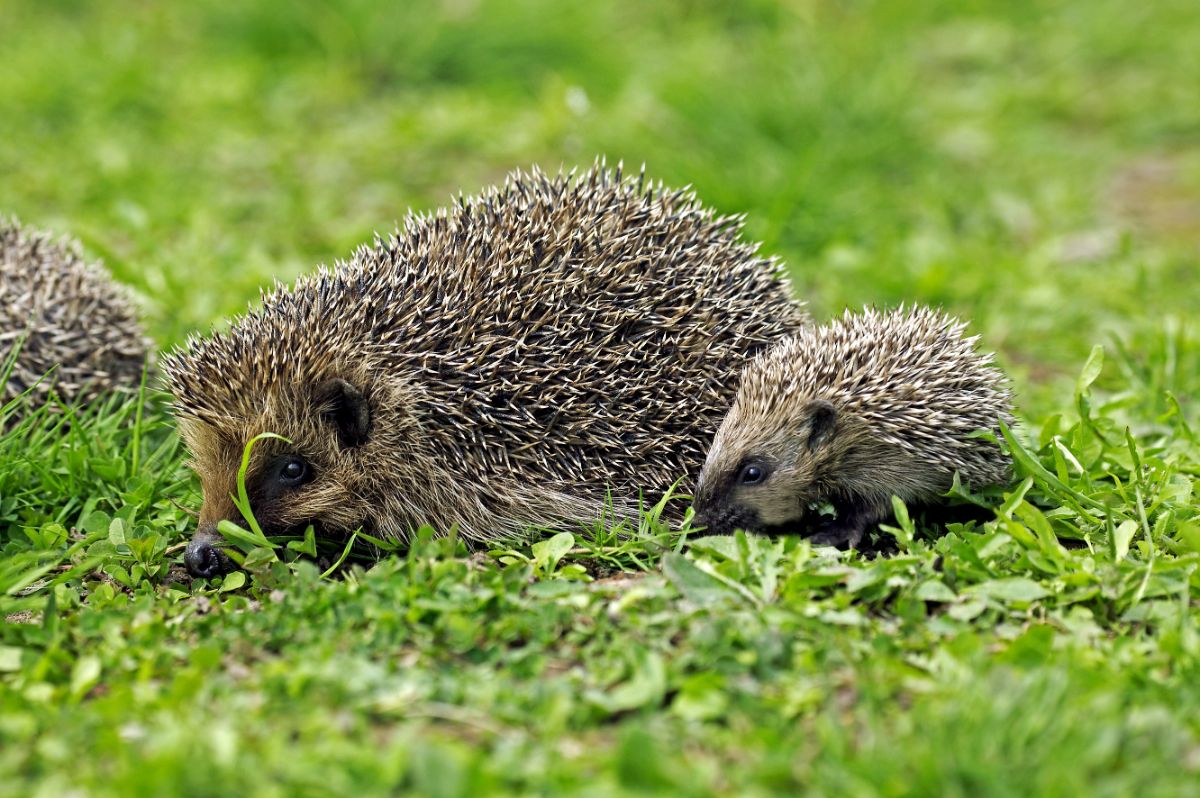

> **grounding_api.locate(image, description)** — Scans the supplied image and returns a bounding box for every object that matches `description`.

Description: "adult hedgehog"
[163,165,810,577]
[693,307,1012,549]
[1,217,150,414]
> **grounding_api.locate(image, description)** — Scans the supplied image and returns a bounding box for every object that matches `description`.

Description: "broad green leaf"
[947,600,987,621]
[590,650,666,714]
[914,580,957,602]
[891,495,914,536]
[1075,345,1104,398]
[532,532,574,572]
[286,525,319,557]
[663,553,740,604]
[107,517,126,547]
[241,547,279,572]
[688,535,741,561]
[1112,519,1138,562]
[1177,522,1200,554]
[0,646,23,672]
[967,578,1050,604]
[80,510,111,535]
[846,566,885,594]
[671,673,729,721]
[70,656,102,699]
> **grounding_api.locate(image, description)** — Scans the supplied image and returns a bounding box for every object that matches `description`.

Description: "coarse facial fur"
[163,163,811,574]
[693,306,1013,548]
[176,365,601,559]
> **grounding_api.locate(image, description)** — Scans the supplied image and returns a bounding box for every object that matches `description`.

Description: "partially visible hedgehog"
[1,217,151,414]
[693,306,1012,548]
[163,164,811,578]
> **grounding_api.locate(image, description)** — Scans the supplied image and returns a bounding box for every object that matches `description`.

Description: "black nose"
[691,504,757,538]
[185,538,226,578]
[693,509,733,536]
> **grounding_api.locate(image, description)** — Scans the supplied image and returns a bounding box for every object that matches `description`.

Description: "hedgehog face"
[175,372,440,577]
[693,398,846,537]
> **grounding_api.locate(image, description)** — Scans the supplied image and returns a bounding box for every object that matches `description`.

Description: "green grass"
[2,0,1200,794]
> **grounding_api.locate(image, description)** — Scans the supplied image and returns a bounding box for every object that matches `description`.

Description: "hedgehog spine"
[693,305,1012,548]
[161,162,811,577]
[1,217,151,416]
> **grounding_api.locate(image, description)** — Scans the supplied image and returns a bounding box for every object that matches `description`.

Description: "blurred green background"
[4,0,1198,412]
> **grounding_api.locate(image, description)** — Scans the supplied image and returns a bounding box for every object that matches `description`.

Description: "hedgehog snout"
[693,502,761,537]
[184,523,232,579]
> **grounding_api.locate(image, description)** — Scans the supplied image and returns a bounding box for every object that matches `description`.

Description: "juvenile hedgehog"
[693,306,1012,548]
[1,217,150,414]
[163,165,810,577]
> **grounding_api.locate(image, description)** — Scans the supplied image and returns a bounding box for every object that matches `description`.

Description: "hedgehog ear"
[316,378,371,449]
[805,400,837,451]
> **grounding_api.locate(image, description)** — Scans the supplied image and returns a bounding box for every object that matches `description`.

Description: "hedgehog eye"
[739,463,767,485]
[278,456,311,487]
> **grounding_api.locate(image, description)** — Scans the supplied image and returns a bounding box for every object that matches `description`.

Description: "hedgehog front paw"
[807,526,860,550]
[807,515,867,550]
